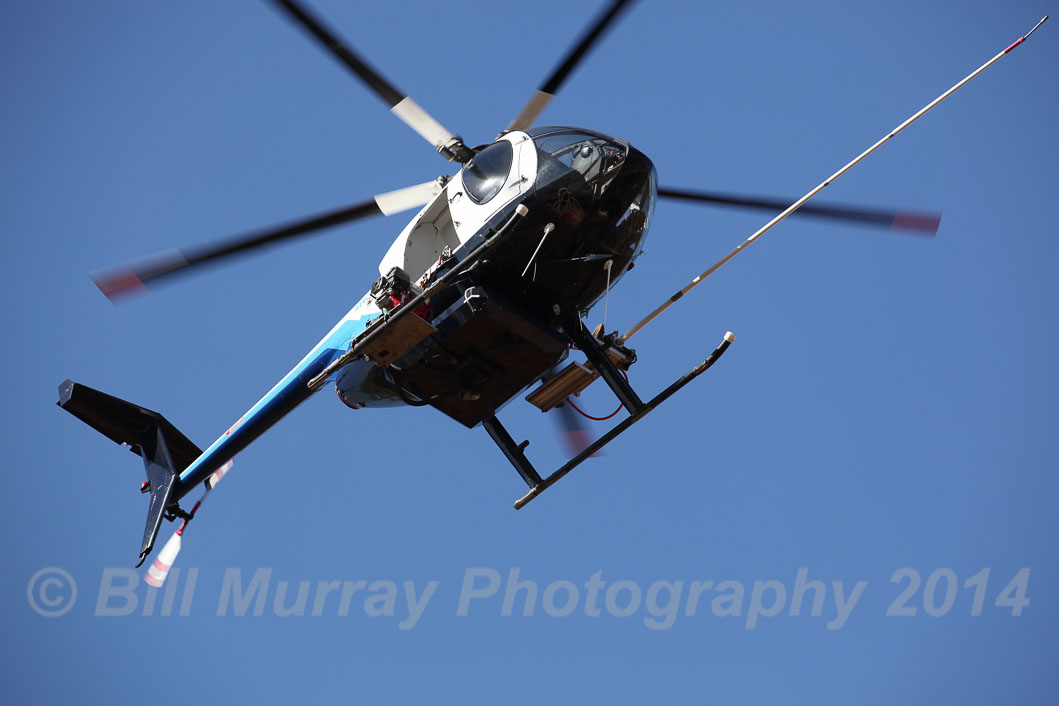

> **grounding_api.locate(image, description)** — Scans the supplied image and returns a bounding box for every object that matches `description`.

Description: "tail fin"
[57,380,202,564]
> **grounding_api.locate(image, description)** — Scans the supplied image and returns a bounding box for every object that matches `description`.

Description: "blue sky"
[2,1,1056,703]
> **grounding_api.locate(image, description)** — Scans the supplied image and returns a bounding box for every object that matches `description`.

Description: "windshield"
[462,139,514,204]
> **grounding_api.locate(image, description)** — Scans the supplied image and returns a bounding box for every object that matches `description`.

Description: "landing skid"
[484,330,736,509]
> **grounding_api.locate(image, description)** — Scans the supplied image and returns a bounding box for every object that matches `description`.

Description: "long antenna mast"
[619,16,1048,345]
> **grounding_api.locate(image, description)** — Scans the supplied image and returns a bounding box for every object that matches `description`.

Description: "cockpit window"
[530,128,628,196]
[462,140,513,204]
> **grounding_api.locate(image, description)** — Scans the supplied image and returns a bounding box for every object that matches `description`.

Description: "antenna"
[619,16,1048,345]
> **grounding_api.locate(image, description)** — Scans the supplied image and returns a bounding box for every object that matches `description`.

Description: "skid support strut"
[566,321,643,414]
[483,415,543,488]
[513,331,736,509]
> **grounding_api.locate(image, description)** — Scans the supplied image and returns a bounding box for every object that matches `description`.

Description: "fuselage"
[174,128,656,496]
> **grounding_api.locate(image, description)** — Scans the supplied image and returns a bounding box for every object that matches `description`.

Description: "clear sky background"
[2,1,1056,703]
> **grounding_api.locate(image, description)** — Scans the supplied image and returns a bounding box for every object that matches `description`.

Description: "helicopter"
[56,0,1045,578]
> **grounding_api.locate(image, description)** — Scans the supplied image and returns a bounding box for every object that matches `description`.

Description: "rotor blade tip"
[891,211,942,236]
[92,269,147,302]
[561,429,593,457]
[555,401,603,458]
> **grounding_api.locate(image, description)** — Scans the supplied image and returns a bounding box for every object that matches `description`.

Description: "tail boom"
[58,294,380,561]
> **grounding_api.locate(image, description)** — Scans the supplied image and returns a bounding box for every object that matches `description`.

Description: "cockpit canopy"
[528,127,629,197]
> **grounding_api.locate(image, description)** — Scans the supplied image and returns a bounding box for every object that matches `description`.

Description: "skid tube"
[513,330,736,509]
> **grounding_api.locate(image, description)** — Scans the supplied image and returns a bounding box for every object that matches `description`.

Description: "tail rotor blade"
[506,0,636,132]
[143,461,231,587]
[144,530,182,588]
[658,187,941,235]
[269,0,473,162]
[93,180,444,300]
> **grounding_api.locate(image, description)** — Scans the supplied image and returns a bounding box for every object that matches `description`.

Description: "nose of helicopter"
[529,126,656,257]
[447,127,656,324]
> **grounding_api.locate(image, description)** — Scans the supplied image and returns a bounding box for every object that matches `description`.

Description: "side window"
[462,140,513,204]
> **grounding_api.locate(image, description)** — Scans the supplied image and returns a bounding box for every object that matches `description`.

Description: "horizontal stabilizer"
[57,379,201,472]
[57,379,203,562]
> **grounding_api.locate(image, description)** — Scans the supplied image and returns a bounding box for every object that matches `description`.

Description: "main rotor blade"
[554,401,596,458]
[658,187,941,235]
[268,0,473,163]
[93,180,443,301]
[506,0,636,133]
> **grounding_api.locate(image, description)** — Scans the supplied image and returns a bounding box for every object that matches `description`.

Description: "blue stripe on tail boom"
[173,309,378,497]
